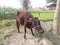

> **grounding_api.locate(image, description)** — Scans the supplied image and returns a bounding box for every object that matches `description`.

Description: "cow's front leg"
[16,22,20,33]
[24,26,27,39]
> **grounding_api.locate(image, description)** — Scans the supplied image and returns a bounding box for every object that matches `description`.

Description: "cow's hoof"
[32,34,35,36]
[24,36,26,39]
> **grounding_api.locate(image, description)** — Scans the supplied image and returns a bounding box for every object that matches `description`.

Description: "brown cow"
[15,11,44,38]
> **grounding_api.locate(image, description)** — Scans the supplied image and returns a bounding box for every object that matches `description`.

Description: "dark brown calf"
[15,11,44,38]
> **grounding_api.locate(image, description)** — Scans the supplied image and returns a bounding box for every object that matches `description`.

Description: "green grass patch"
[0,20,15,44]
[32,12,54,19]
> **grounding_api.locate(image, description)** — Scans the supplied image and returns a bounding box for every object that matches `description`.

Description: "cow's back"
[16,11,33,25]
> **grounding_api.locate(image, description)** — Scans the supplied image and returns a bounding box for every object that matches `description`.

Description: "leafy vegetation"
[0,20,15,44]
[0,7,18,20]
[0,7,54,20]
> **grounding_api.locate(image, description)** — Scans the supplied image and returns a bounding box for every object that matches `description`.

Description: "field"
[0,8,54,20]
[32,12,54,19]
[0,8,55,44]
[1,20,60,45]
[0,12,54,20]
[0,20,53,45]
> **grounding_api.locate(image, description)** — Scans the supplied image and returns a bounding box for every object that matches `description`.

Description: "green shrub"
[0,20,15,28]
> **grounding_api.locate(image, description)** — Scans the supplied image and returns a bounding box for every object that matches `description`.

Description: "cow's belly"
[20,18,25,25]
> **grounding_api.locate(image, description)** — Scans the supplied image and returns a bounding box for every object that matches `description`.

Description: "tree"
[22,0,30,11]
[53,0,60,34]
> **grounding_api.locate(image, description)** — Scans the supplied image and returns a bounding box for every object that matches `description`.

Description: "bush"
[0,20,15,28]
[0,7,17,20]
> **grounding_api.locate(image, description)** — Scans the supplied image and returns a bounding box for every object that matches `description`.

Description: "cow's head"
[35,25,44,34]
[33,17,44,34]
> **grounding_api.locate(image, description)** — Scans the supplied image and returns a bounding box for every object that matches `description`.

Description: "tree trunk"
[53,0,60,34]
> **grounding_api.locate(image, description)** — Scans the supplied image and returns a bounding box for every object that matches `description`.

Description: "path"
[3,30,41,45]
[2,28,53,45]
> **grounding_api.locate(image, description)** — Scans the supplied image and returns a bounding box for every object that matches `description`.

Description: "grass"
[32,12,54,19]
[0,20,15,44]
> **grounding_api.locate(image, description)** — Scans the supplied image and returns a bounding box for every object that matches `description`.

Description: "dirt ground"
[2,29,53,45]
[1,21,60,45]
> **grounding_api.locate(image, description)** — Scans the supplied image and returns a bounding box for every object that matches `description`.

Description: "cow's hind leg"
[16,22,20,33]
